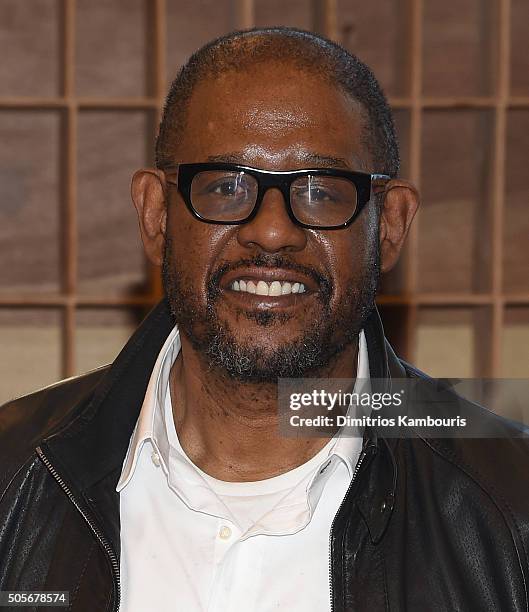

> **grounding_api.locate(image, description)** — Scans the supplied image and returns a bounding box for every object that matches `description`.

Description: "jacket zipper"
[328,444,375,612]
[36,446,121,612]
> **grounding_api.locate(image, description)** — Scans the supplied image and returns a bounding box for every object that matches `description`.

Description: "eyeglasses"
[163,163,390,230]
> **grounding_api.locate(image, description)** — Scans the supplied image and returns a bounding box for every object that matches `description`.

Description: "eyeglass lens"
[190,170,359,227]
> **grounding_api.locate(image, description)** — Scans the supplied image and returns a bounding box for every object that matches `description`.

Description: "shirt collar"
[117,326,369,492]
[116,326,181,491]
[332,328,370,478]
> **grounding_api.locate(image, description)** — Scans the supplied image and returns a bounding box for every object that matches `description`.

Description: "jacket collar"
[44,300,175,491]
[42,299,400,548]
[356,307,402,543]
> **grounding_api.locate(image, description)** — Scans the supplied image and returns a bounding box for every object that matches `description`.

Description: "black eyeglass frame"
[163,162,390,230]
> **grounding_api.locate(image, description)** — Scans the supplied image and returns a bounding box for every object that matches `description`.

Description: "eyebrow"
[205,152,353,169]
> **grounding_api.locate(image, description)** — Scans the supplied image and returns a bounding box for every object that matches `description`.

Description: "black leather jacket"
[1,300,528,612]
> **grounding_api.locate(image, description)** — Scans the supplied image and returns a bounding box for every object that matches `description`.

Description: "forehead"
[177,63,370,169]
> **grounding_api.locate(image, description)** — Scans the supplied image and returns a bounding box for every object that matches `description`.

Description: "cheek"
[317,220,374,291]
[166,207,229,289]
[349,211,379,266]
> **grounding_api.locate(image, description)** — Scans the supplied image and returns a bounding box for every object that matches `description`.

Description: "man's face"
[162,63,380,382]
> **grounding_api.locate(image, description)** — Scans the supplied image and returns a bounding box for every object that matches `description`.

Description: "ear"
[131,168,167,267]
[378,179,419,273]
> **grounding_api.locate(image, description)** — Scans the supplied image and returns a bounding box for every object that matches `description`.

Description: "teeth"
[230,279,307,296]
[269,281,282,296]
[256,281,268,295]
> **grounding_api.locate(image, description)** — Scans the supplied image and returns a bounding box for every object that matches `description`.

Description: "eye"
[211,179,241,197]
[292,183,336,203]
[206,173,250,199]
[307,185,334,201]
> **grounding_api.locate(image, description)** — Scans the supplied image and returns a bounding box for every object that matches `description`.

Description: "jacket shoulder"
[0,367,109,491]
[399,358,529,464]
[397,360,529,558]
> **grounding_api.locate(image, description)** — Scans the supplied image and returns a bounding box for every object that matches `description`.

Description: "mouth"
[218,267,320,308]
[231,278,306,295]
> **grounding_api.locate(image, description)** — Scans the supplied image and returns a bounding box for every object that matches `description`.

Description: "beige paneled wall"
[1,0,528,404]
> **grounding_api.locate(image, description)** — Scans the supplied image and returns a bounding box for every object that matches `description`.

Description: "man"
[0,27,528,612]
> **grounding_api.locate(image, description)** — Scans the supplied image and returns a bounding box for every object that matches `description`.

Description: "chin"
[195,315,352,383]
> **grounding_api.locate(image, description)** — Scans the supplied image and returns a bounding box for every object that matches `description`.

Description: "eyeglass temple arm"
[371,173,391,181]
[161,165,180,186]
[370,173,391,193]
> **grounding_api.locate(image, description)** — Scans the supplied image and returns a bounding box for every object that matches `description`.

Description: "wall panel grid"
[1,0,528,402]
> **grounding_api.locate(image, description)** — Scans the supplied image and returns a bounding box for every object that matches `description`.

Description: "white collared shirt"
[117,327,369,612]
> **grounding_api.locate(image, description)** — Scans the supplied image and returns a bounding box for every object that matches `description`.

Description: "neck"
[170,333,359,482]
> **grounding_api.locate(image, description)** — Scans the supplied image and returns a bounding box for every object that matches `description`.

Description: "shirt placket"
[207,520,263,612]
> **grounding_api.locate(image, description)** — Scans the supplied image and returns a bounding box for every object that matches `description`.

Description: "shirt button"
[219,526,232,540]
[151,451,161,467]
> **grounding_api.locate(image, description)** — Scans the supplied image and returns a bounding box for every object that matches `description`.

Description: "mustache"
[207,253,332,300]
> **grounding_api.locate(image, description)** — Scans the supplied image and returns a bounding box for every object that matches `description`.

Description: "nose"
[236,187,307,253]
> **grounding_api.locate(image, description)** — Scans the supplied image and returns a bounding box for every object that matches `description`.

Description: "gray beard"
[162,240,379,383]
